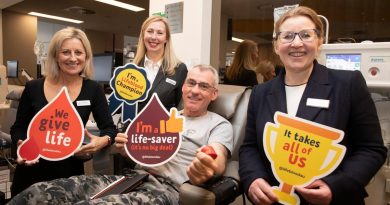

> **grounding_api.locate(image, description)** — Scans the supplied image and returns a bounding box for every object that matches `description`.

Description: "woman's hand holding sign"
[114,133,128,157]
[295,179,332,205]
[74,129,111,157]
[248,178,278,205]
[15,140,39,166]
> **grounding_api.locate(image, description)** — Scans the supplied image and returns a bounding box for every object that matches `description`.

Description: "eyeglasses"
[185,79,215,91]
[275,29,320,44]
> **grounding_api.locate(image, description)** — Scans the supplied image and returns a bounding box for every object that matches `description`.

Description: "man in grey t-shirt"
[9,64,233,205]
[137,64,233,186]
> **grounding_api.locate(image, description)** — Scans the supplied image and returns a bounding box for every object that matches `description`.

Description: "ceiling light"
[28,12,83,24]
[95,0,145,12]
[232,37,244,43]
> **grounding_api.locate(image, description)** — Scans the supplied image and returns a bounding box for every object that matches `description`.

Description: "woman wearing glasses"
[239,6,386,205]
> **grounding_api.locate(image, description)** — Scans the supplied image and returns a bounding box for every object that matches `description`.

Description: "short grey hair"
[191,64,219,86]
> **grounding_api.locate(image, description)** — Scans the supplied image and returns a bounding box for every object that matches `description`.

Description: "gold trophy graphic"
[263,112,346,205]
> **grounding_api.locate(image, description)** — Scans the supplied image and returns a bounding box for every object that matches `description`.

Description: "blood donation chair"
[96,84,252,205]
[0,65,8,104]
[179,84,251,205]
[0,87,24,201]
[0,87,24,148]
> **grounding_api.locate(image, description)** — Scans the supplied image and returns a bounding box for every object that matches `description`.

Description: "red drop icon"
[17,87,84,161]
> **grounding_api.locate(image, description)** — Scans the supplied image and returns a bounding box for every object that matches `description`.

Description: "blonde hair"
[45,27,93,81]
[133,15,182,76]
[226,40,258,81]
[256,61,274,75]
[256,60,275,82]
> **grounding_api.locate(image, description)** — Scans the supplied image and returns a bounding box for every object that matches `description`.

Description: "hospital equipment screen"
[325,54,361,71]
[93,53,114,84]
[6,60,19,78]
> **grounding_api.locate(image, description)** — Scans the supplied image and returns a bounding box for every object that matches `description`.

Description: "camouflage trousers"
[7,169,179,205]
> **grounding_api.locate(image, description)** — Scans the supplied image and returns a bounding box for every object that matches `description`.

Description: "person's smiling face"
[57,38,86,77]
[274,15,322,74]
[143,21,167,55]
[182,67,218,117]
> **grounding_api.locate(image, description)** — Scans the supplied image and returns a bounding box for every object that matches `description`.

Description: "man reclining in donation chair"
[8,64,234,205]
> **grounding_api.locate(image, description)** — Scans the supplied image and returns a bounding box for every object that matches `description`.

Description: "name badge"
[166,78,176,85]
[76,100,91,106]
[306,98,329,109]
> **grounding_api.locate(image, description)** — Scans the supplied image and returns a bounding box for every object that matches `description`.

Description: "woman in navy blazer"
[133,15,187,112]
[239,6,387,205]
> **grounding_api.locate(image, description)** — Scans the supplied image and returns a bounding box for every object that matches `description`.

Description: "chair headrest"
[6,87,24,101]
[208,84,247,119]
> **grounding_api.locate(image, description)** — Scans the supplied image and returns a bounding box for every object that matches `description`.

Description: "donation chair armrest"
[0,131,11,149]
[179,183,216,205]
[179,161,241,205]
[224,160,239,180]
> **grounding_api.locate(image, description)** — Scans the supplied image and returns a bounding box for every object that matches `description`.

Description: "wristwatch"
[107,136,112,146]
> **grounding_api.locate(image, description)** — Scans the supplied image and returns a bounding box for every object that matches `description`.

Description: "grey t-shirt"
[139,111,233,185]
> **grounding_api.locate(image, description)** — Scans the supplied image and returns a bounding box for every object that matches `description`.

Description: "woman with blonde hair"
[255,60,276,83]
[224,39,258,86]
[133,15,187,111]
[10,27,117,197]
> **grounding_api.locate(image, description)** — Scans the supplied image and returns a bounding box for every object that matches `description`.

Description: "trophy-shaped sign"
[263,112,346,205]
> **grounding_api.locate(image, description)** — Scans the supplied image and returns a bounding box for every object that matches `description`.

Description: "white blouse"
[143,55,162,84]
[285,83,307,116]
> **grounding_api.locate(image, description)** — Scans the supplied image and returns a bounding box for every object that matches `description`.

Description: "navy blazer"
[137,61,187,112]
[239,60,387,205]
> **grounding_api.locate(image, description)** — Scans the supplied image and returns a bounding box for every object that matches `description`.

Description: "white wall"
[36,21,67,59]
[149,0,213,69]
[210,0,221,69]
[37,21,67,43]
[123,35,138,64]
[36,21,67,75]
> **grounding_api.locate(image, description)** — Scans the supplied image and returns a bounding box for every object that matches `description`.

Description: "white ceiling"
[2,0,149,36]
[3,0,390,44]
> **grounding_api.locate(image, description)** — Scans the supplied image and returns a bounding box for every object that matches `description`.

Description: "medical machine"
[318,42,390,205]
[318,42,390,92]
